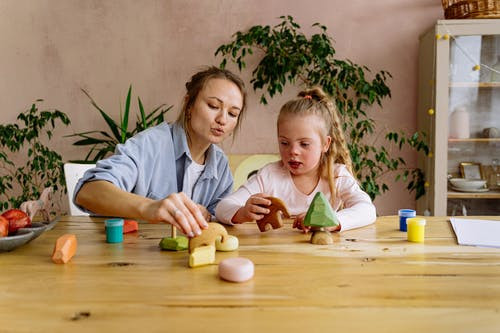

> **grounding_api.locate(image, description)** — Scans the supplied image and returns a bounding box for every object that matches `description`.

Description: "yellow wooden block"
[215,234,239,251]
[188,245,215,268]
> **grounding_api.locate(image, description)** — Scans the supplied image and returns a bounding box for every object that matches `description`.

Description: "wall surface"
[0,0,443,215]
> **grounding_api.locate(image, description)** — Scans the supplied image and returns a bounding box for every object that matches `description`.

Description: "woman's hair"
[176,66,247,139]
[277,87,354,203]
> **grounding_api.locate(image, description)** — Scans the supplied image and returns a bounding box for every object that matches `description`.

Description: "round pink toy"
[218,257,254,282]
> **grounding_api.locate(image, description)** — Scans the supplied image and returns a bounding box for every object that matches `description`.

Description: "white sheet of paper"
[450,218,500,248]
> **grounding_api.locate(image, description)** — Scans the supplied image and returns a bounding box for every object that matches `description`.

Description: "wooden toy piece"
[159,236,188,251]
[52,234,77,264]
[218,257,254,282]
[189,222,228,253]
[310,230,333,245]
[123,220,139,234]
[215,234,238,251]
[256,197,290,232]
[20,187,53,222]
[188,245,215,268]
[303,192,339,228]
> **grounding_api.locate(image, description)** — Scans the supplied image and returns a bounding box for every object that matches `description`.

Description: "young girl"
[215,87,376,232]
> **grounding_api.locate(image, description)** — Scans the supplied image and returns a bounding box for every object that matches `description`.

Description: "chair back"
[64,163,96,216]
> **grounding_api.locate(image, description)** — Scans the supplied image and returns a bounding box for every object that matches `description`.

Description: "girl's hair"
[278,87,354,203]
[176,66,247,139]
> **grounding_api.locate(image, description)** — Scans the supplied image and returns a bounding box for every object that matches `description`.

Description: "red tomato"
[1,209,31,234]
[0,216,8,237]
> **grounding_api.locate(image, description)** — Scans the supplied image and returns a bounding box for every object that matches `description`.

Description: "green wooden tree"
[303,192,340,228]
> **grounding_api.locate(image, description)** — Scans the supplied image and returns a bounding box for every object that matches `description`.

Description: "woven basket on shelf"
[441,0,500,19]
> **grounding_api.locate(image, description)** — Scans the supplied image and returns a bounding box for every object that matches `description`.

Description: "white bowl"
[449,178,486,190]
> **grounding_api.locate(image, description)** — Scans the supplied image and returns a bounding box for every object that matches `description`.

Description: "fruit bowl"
[0,218,59,252]
[449,178,487,191]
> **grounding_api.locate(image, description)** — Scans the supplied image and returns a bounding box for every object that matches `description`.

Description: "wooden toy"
[159,224,188,251]
[159,235,188,251]
[256,197,290,232]
[19,187,53,222]
[188,245,215,268]
[218,257,254,282]
[123,220,139,233]
[188,222,228,253]
[215,234,238,251]
[303,192,339,245]
[52,234,77,264]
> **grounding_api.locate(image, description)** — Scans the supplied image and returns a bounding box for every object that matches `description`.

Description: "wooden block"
[52,234,77,264]
[310,230,333,245]
[188,245,215,268]
[189,222,228,253]
[256,197,290,232]
[303,192,339,228]
[215,234,238,251]
[123,220,139,233]
[159,236,188,251]
[218,257,254,282]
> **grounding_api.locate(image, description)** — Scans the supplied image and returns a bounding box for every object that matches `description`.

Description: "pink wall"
[0,0,443,215]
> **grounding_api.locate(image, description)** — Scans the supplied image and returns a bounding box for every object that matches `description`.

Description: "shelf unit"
[417,19,500,216]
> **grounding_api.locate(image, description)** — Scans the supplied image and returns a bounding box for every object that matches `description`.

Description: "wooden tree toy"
[257,197,290,232]
[303,192,339,245]
[159,225,188,251]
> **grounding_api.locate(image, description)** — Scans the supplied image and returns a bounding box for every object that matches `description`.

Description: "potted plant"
[0,100,70,211]
[67,85,172,162]
[215,15,429,201]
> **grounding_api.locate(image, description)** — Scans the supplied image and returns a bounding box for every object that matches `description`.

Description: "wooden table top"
[1,216,499,332]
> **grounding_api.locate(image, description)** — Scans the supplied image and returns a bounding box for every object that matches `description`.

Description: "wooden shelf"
[448,189,500,199]
[449,82,500,88]
[449,138,500,143]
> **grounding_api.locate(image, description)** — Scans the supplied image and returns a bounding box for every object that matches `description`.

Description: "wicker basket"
[441,0,500,19]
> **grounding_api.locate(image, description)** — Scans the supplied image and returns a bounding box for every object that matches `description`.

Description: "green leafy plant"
[0,100,71,210]
[216,15,429,201]
[67,85,172,162]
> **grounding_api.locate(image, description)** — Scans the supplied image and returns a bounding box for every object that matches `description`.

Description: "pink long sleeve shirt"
[215,161,376,231]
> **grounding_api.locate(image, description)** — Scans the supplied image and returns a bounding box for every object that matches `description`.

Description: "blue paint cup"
[398,209,416,232]
[105,218,124,243]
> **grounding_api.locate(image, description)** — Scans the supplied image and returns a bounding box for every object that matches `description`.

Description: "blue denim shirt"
[73,122,234,216]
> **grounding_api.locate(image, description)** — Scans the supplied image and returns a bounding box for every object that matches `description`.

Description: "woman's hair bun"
[298,87,328,102]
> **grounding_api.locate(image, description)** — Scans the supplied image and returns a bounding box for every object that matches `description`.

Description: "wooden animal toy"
[52,234,77,264]
[188,245,215,268]
[20,187,53,222]
[303,192,339,245]
[256,197,290,232]
[188,222,228,253]
[215,234,238,251]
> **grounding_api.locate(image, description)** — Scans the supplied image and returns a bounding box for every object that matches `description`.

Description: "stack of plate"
[449,178,488,192]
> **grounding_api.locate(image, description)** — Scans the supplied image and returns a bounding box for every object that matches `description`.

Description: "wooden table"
[1,216,499,332]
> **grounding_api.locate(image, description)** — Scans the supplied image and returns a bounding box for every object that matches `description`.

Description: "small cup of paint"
[398,209,416,232]
[105,218,124,243]
[407,217,426,243]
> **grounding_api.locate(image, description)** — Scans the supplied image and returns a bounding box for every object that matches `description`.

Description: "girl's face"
[278,114,331,178]
[188,78,243,146]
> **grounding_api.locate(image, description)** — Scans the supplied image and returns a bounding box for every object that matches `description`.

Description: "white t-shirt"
[182,160,206,199]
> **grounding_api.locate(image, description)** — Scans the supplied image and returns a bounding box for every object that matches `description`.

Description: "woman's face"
[188,78,243,146]
[278,114,331,178]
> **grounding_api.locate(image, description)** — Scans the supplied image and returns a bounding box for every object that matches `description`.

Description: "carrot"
[52,234,77,264]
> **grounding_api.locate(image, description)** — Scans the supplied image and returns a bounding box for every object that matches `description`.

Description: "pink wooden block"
[218,257,254,282]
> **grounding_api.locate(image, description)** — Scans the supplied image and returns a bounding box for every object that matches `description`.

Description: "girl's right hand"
[231,193,271,224]
[141,192,209,237]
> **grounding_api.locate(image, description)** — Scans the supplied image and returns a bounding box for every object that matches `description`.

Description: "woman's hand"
[292,213,311,233]
[141,192,208,237]
[231,193,271,224]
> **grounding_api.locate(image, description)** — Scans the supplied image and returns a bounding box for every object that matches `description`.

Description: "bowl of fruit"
[0,209,56,252]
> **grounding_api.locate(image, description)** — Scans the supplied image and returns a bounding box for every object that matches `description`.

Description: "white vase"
[449,107,470,139]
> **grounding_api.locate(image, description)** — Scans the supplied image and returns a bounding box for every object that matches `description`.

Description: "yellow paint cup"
[407,218,426,243]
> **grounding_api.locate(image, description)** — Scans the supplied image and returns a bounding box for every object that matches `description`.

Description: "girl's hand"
[141,192,209,237]
[231,193,271,224]
[292,213,311,233]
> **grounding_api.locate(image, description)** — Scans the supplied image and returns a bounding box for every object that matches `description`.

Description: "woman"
[75,66,247,237]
